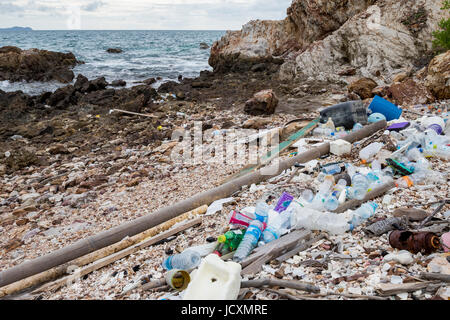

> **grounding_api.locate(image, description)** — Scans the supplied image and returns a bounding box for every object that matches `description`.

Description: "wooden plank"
[240,229,311,269]
[420,272,450,283]
[376,281,439,296]
[32,217,202,294]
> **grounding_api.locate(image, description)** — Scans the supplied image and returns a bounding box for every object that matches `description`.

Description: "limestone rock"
[425,50,450,100]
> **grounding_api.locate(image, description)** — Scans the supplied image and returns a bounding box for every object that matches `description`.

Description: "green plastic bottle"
[217,230,246,251]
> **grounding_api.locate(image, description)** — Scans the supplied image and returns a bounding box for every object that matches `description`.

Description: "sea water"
[0,30,225,95]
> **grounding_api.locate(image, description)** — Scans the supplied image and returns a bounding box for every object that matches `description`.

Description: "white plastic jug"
[182,254,242,300]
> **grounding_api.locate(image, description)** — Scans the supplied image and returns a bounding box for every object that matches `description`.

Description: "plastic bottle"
[217,230,245,251]
[233,220,264,262]
[349,202,378,230]
[254,201,270,224]
[348,173,370,200]
[313,127,333,138]
[289,206,350,235]
[359,142,384,163]
[352,123,364,131]
[260,211,292,244]
[395,174,424,188]
[321,164,342,175]
[162,250,202,270]
[301,189,314,203]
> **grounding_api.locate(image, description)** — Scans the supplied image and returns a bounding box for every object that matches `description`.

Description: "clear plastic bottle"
[359,142,384,163]
[260,212,292,245]
[233,220,264,262]
[313,127,333,138]
[395,174,424,188]
[352,123,364,131]
[162,250,202,270]
[349,202,378,230]
[254,201,270,224]
[348,173,369,200]
[321,164,342,175]
[290,207,350,235]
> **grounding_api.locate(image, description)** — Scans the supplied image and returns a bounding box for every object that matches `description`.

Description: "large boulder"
[425,50,450,100]
[0,46,81,83]
[348,78,378,99]
[244,89,279,115]
[388,79,435,106]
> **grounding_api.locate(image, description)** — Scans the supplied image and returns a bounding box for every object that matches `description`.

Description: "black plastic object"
[320,101,368,130]
[386,158,414,176]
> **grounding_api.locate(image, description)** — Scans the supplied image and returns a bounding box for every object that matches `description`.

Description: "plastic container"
[183,254,242,300]
[320,101,368,130]
[330,139,352,156]
[324,194,339,211]
[350,202,378,230]
[359,142,384,163]
[233,220,264,262]
[368,113,387,123]
[163,250,202,271]
[254,201,270,224]
[313,127,334,137]
[368,95,402,121]
[321,164,342,175]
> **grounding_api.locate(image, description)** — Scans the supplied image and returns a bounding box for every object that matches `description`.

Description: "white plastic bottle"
[359,142,384,163]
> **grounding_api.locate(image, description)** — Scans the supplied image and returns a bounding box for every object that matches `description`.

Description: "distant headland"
[0,26,33,31]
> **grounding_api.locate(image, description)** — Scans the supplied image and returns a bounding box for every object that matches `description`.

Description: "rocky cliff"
[209,0,449,84]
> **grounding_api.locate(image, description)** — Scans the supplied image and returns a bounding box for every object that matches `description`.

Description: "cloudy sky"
[0,0,292,30]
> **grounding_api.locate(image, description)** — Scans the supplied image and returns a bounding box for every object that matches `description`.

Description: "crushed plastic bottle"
[233,220,265,262]
[348,173,370,200]
[313,127,334,138]
[163,250,202,271]
[260,211,293,245]
[290,207,351,235]
[349,202,378,230]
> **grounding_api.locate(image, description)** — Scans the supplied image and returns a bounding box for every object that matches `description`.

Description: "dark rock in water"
[106,48,123,54]
[199,42,210,50]
[74,74,90,93]
[88,77,109,92]
[244,89,278,115]
[111,80,127,87]
[178,75,183,81]
[0,46,80,83]
[143,78,157,85]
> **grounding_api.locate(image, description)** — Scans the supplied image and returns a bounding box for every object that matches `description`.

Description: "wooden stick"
[111,109,158,118]
[417,201,448,229]
[241,278,320,294]
[297,292,388,300]
[419,272,450,283]
[31,217,202,294]
[0,205,207,298]
[264,288,302,300]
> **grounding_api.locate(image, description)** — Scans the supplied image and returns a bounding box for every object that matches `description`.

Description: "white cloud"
[0,0,293,30]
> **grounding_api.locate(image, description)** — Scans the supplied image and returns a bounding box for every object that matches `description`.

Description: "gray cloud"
[82,1,105,12]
